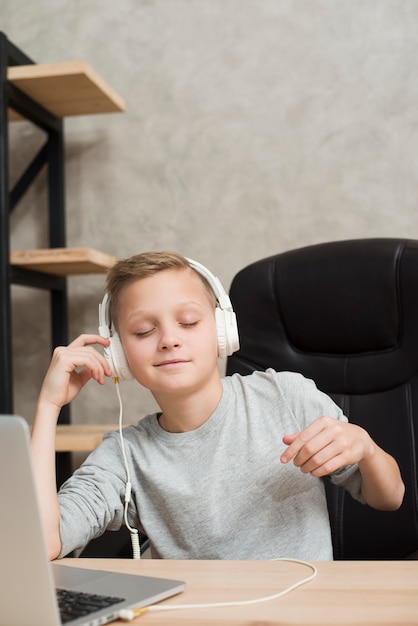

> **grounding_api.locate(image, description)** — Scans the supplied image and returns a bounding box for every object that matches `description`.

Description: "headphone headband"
[186,258,234,312]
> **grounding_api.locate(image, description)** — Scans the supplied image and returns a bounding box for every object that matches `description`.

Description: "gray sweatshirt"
[58,369,363,559]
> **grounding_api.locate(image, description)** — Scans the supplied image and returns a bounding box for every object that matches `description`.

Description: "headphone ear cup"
[106,332,134,381]
[215,308,240,358]
[215,308,228,359]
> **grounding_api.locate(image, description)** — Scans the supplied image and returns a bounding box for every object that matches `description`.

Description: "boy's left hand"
[281,415,405,511]
[280,415,371,478]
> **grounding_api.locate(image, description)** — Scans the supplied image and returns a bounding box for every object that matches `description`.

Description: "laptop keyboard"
[57,588,126,623]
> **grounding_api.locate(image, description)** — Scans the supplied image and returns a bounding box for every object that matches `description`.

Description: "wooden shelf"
[8,61,126,119]
[10,247,118,275]
[55,424,118,452]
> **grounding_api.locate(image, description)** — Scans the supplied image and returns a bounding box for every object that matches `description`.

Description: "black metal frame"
[0,32,70,481]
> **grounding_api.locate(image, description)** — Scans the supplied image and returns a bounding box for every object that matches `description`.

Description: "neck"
[154,376,223,433]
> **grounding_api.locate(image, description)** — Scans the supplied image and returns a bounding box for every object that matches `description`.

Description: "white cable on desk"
[118,558,317,620]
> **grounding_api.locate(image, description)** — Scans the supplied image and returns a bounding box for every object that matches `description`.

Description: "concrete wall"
[4,0,418,425]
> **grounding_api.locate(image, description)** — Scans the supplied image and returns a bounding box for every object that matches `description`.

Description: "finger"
[52,345,111,380]
[292,428,336,468]
[296,438,342,474]
[304,450,348,478]
[280,427,318,464]
[280,417,334,464]
[68,334,111,349]
[280,439,305,464]
[75,350,111,382]
[281,433,298,453]
[280,436,305,464]
[75,367,103,389]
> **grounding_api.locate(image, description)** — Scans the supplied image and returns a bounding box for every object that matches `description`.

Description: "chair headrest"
[273,239,401,354]
[228,238,418,393]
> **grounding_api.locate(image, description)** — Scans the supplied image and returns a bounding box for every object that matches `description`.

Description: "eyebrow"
[125,301,206,322]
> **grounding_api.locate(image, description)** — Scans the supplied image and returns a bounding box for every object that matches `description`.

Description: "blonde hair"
[106,251,216,324]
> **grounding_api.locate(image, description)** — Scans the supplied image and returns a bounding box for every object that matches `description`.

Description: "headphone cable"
[114,377,141,559]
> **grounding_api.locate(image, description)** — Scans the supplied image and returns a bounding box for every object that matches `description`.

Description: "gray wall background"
[4,0,418,426]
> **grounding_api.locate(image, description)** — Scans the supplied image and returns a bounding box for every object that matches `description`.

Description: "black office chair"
[227,238,418,560]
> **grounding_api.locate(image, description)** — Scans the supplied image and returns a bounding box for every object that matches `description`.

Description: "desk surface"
[60,558,418,625]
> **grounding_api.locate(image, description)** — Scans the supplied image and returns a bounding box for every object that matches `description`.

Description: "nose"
[158,324,181,351]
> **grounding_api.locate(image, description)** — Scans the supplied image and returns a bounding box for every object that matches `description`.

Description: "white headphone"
[98,258,240,381]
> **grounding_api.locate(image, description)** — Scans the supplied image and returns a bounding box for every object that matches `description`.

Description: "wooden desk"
[60,558,418,625]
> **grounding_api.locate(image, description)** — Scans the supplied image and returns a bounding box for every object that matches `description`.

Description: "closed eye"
[180,321,199,328]
[135,328,155,337]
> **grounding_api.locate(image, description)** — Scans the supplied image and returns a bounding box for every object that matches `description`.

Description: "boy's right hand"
[38,334,113,413]
[31,334,112,561]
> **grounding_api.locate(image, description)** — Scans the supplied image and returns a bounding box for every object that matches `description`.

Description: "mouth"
[155,359,190,367]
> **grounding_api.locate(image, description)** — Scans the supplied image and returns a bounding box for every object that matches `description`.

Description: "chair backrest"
[227,238,418,559]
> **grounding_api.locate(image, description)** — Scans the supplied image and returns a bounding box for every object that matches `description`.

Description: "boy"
[31,252,405,561]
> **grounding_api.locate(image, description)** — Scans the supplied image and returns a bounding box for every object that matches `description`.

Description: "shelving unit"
[7,60,125,119]
[0,32,125,482]
[55,424,118,452]
[10,247,118,275]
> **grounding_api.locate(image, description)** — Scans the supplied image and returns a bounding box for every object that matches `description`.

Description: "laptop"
[0,415,185,626]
